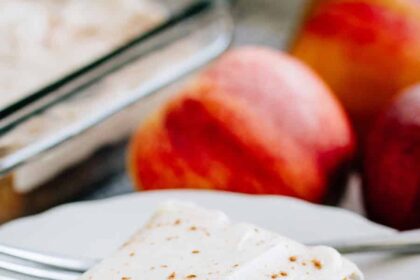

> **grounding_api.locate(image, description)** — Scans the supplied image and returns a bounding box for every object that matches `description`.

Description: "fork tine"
[0,244,97,272]
[0,259,80,280]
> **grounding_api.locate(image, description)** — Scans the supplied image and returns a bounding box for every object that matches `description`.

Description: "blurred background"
[0,0,419,232]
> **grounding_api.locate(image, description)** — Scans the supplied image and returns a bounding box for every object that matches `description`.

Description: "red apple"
[129,47,355,203]
[292,0,420,141]
[364,85,420,230]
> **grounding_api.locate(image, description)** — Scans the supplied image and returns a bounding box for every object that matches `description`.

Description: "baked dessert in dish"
[0,0,232,223]
[80,202,363,280]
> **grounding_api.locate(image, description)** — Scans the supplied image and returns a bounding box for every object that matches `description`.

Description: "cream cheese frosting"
[80,202,363,280]
[0,0,165,109]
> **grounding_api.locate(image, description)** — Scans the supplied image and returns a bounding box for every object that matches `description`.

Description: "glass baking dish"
[0,0,233,222]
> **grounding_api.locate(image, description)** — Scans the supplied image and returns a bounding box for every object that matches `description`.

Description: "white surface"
[80,202,362,280]
[0,190,418,279]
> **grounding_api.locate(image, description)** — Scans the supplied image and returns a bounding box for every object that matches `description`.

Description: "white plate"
[0,190,418,279]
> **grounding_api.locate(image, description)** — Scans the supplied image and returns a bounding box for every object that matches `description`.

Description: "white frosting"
[80,202,364,280]
[0,0,165,109]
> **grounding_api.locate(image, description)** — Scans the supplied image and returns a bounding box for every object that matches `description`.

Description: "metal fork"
[0,243,96,280]
[0,235,419,280]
